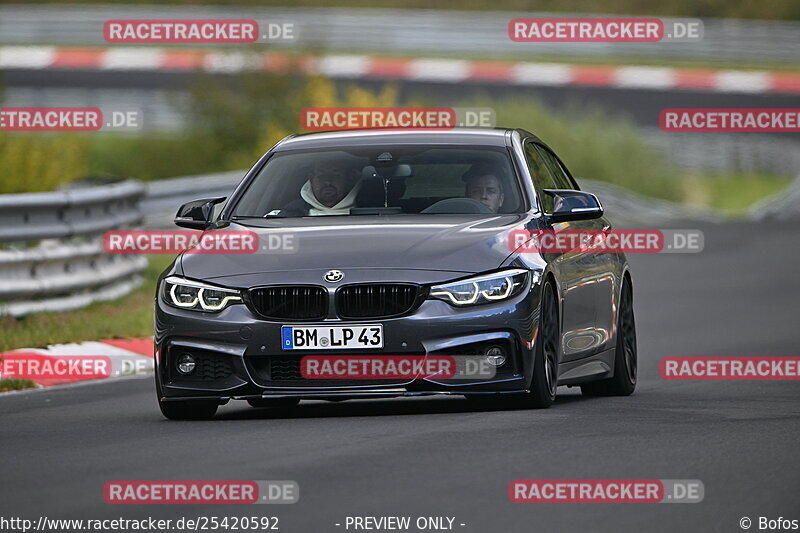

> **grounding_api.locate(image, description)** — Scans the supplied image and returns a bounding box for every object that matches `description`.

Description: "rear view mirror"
[542,189,603,223]
[174,197,227,230]
[361,164,413,179]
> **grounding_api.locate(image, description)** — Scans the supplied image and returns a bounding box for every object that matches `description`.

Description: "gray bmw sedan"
[154,128,636,419]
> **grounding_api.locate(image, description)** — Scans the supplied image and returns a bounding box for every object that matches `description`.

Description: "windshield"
[230,145,524,218]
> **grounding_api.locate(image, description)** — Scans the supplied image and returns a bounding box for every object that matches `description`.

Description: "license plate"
[281,324,383,350]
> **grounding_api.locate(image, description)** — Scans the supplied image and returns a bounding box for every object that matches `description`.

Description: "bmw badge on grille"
[324,270,344,283]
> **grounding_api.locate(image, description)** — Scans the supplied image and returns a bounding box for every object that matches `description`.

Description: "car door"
[527,142,617,362]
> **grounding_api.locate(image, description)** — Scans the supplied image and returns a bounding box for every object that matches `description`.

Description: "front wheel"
[158,400,218,420]
[581,279,637,397]
[501,279,560,409]
[155,365,218,420]
[525,279,560,407]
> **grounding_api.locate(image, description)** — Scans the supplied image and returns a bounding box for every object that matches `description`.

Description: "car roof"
[273,128,517,151]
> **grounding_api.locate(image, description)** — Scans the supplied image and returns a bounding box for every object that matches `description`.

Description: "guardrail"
[0,6,798,63]
[640,130,800,177]
[0,180,147,317]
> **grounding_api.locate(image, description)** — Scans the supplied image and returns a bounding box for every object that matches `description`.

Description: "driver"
[279,160,362,216]
[463,166,505,212]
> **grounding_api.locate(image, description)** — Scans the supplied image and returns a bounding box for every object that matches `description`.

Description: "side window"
[535,146,575,190]
[523,142,557,212]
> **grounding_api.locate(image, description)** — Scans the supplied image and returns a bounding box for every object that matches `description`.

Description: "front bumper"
[155,279,542,402]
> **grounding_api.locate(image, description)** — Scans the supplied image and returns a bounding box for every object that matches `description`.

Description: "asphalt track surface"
[1,220,799,532]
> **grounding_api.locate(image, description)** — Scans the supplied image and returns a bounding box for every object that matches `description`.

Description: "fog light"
[485,346,506,366]
[177,353,196,374]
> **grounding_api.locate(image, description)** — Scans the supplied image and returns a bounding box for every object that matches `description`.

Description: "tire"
[158,400,219,420]
[154,362,218,420]
[581,279,637,397]
[247,398,301,408]
[524,279,560,408]
[499,279,560,409]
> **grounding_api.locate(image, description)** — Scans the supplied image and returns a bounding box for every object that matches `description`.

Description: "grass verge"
[0,379,38,392]
[678,172,793,215]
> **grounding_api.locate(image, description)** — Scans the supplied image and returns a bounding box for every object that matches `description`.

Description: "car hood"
[180,214,533,283]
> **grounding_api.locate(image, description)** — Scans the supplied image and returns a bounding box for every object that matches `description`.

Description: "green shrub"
[0,134,89,194]
[463,97,683,201]
[86,135,235,180]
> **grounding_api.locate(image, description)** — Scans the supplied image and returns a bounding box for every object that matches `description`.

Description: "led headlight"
[430,269,528,307]
[162,276,242,312]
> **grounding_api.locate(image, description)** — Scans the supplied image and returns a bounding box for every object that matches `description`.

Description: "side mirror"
[542,189,603,223]
[174,197,226,230]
